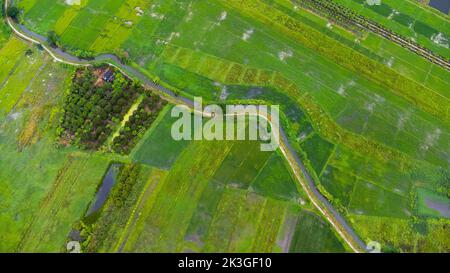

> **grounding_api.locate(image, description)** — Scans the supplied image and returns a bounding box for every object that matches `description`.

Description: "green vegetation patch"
[250,152,300,201]
[320,165,357,210]
[350,215,450,252]
[60,0,126,50]
[212,140,273,189]
[289,210,345,253]
[348,179,411,218]
[18,155,110,252]
[300,134,334,176]
[132,105,191,169]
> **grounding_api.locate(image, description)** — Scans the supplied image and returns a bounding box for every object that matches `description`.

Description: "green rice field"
[1,0,449,252]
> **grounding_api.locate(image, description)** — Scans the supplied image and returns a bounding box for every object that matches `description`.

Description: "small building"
[102,70,115,82]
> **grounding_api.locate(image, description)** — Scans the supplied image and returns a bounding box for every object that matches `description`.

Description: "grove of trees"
[47,31,60,47]
[6,6,20,21]
[112,93,167,154]
[59,66,167,153]
[59,66,142,150]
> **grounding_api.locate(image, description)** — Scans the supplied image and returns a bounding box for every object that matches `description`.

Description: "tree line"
[112,93,167,154]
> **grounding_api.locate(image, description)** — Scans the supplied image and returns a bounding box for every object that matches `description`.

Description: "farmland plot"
[131,106,191,169]
[0,39,113,252]
[117,137,343,253]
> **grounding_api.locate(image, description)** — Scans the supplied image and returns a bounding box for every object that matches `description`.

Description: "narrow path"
[106,94,144,149]
[4,0,367,253]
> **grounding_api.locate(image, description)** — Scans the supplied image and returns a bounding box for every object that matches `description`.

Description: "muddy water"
[428,0,450,14]
[86,163,122,216]
[425,198,450,218]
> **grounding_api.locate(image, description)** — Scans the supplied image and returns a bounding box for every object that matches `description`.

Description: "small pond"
[428,0,450,15]
[86,163,122,216]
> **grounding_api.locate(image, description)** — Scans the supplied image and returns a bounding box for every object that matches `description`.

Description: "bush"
[47,31,60,47]
[6,6,20,21]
